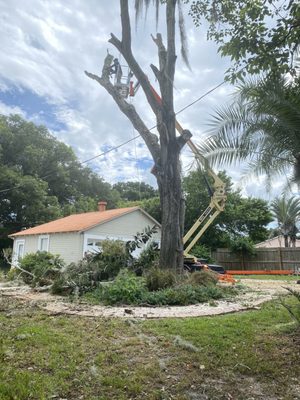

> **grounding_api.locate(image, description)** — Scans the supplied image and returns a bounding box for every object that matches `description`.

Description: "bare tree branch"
[85,61,160,162]
[108,0,162,116]
[151,33,167,74]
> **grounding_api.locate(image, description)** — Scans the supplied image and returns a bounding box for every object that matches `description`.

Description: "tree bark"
[85,0,189,270]
[284,234,289,247]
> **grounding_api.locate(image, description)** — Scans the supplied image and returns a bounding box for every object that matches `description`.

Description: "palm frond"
[204,75,300,187]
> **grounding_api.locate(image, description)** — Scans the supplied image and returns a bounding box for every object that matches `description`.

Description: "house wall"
[83,210,161,256]
[87,210,160,238]
[12,232,83,266]
[48,232,83,264]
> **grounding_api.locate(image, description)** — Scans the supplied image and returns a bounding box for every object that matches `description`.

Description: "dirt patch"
[0,279,299,319]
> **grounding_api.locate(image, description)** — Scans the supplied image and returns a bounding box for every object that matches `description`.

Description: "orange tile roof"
[10,207,140,237]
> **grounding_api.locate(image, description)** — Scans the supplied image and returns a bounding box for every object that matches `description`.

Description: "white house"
[9,202,161,265]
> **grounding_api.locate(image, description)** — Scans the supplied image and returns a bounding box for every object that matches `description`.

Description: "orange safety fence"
[218,274,236,283]
[227,270,294,275]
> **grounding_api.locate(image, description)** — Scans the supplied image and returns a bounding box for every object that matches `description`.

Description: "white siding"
[87,210,161,240]
[48,232,83,264]
[84,210,161,257]
[12,232,83,265]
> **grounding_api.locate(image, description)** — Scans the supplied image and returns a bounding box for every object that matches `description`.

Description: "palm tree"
[197,76,300,188]
[270,196,300,247]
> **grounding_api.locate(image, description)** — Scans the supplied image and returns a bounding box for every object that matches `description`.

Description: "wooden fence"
[212,247,300,271]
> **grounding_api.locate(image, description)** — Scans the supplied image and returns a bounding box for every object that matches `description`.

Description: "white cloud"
[0,101,26,117]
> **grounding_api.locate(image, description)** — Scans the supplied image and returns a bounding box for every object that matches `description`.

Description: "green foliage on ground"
[89,267,236,306]
[19,251,64,286]
[187,269,219,287]
[52,229,158,295]
[144,266,176,291]
[131,242,160,275]
[95,269,147,305]
[141,284,231,306]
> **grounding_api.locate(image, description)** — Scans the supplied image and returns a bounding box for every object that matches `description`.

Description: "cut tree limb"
[84,68,160,163]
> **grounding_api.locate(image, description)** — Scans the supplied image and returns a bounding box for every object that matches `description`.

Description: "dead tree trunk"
[85,0,190,270]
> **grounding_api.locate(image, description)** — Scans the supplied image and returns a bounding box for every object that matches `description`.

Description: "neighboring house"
[255,235,300,248]
[9,202,161,266]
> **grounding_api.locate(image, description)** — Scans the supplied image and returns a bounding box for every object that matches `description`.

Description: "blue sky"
[0,0,293,199]
[0,85,66,131]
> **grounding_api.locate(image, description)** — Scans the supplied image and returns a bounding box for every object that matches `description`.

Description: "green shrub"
[52,254,105,295]
[131,242,160,274]
[187,270,219,287]
[142,285,225,306]
[94,276,238,306]
[51,230,159,296]
[19,252,64,286]
[51,275,73,295]
[144,267,175,291]
[97,269,146,305]
[92,239,129,279]
[6,268,19,281]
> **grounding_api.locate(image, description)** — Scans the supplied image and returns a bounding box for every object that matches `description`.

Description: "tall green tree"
[0,115,119,206]
[113,181,158,201]
[189,0,300,80]
[0,114,120,238]
[197,77,300,187]
[270,196,300,247]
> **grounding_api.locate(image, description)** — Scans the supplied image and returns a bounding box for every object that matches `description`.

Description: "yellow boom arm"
[174,120,226,257]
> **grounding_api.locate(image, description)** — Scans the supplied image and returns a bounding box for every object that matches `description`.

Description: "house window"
[38,235,49,252]
[16,240,25,260]
[86,238,103,253]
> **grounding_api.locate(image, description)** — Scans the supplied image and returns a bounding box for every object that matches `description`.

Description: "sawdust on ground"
[0,279,298,319]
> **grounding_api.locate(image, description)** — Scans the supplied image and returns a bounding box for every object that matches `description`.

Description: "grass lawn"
[0,296,299,399]
[234,274,300,281]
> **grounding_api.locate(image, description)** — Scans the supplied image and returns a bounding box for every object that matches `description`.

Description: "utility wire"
[0,80,225,195]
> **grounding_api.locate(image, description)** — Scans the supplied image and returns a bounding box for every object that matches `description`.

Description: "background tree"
[0,114,121,264]
[270,196,300,247]
[85,0,193,270]
[189,0,300,80]
[113,181,158,201]
[197,77,300,188]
